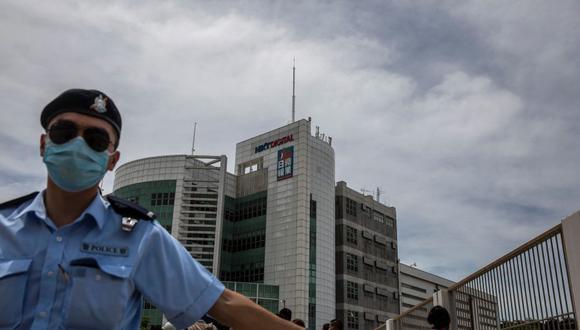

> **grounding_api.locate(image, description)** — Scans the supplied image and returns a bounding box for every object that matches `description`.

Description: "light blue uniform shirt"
[0,192,225,330]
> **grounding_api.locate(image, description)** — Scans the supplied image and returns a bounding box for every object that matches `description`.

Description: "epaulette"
[105,194,156,232]
[0,192,39,210]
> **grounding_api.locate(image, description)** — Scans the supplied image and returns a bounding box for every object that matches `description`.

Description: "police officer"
[0,89,302,330]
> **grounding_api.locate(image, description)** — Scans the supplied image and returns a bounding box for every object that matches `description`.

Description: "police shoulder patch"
[105,194,156,221]
[0,192,39,210]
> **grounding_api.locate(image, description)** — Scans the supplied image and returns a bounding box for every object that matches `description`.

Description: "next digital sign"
[255,135,294,153]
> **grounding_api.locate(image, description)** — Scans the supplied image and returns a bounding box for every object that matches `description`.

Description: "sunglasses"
[47,120,113,152]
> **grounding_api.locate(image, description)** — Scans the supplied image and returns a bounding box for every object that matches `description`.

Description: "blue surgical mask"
[43,136,111,192]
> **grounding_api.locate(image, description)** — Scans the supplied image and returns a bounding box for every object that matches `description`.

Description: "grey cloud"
[1,0,579,282]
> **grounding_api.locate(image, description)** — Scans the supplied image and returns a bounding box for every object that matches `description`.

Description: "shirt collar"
[16,191,109,230]
[81,193,109,230]
[14,191,46,220]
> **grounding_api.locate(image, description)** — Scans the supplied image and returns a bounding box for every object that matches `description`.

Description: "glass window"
[373,211,384,223]
[346,226,358,245]
[346,281,358,300]
[346,198,357,216]
[347,311,359,329]
[346,253,358,272]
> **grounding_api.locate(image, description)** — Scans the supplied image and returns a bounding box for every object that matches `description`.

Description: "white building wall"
[307,134,336,328]
[399,263,455,312]
[235,119,335,328]
[114,155,227,275]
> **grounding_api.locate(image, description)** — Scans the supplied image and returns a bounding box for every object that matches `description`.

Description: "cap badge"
[90,95,108,113]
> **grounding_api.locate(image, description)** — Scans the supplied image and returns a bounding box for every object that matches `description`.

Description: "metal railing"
[447,224,575,330]
[375,297,435,330]
[381,212,579,330]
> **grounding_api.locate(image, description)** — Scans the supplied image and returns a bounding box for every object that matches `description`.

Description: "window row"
[151,192,175,206]
[222,230,266,252]
[342,197,396,228]
[345,253,399,275]
[225,197,267,222]
[220,267,264,283]
[345,281,400,301]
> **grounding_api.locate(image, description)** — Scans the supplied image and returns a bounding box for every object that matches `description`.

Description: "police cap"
[41,89,122,144]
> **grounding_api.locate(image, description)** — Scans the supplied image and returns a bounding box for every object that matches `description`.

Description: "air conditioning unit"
[391,241,397,249]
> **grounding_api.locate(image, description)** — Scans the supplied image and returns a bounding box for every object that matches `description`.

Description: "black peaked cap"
[41,89,122,141]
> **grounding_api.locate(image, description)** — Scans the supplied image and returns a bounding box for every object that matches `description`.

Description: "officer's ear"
[40,133,47,157]
[107,150,120,171]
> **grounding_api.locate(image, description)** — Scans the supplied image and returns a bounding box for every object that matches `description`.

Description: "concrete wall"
[562,210,580,319]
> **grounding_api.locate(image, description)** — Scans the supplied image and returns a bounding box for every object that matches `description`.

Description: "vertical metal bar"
[532,243,546,322]
[484,272,494,330]
[558,224,578,330]
[516,256,527,323]
[507,258,521,323]
[525,248,540,322]
[517,256,528,323]
[475,277,483,330]
[491,266,503,328]
[546,236,560,320]
[481,272,490,330]
[544,238,559,320]
[500,264,511,326]
[540,240,556,330]
[549,236,563,330]
[478,274,486,330]
[551,235,566,316]
[516,254,531,320]
[523,250,535,320]
[469,281,476,330]
[469,281,477,330]
[555,234,571,315]
[486,273,494,330]
[539,242,554,330]
[467,285,475,330]
[504,261,515,324]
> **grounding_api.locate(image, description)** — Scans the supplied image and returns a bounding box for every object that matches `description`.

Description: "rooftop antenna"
[360,187,372,196]
[376,187,385,203]
[191,122,197,155]
[292,58,296,123]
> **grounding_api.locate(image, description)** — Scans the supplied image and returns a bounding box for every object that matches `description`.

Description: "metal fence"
[447,224,576,330]
[381,215,579,330]
[376,297,434,330]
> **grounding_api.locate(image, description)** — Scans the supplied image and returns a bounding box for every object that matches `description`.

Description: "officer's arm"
[208,289,303,329]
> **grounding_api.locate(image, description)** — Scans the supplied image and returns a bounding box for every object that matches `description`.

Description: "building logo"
[277,146,294,181]
[255,134,294,153]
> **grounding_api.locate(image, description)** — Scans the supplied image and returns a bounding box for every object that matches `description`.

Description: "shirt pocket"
[64,258,133,330]
[0,259,32,329]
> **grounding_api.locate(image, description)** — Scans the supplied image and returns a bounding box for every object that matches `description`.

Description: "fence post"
[562,210,580,324]
[386,318,398,330]
[433,289,451,309]
[433,289,458,330]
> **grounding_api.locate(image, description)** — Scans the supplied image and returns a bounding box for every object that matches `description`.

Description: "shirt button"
[39,311,47,318]
[56,236,63,242]
[47,271,54,277]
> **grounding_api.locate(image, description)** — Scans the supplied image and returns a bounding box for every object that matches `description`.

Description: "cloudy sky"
[1,0,579,281]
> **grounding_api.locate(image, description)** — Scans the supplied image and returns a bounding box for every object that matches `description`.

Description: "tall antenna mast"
[191,122,197,155]
[292,58,296,123]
